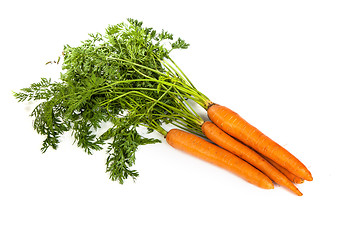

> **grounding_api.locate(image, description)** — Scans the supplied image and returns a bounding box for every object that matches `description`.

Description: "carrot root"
[263,155,304,184]
[207,104,313,182]
[201,121,302,196]
[166,129,274,190]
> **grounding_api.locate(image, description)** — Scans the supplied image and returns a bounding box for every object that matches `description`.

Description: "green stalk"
[14,18,216,184]
[106,55,211,109]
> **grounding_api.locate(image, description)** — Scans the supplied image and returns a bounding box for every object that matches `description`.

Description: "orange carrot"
[207,104,313,181]
[201,121,302,196]
[166,129,274,189]
[263,156,304,184]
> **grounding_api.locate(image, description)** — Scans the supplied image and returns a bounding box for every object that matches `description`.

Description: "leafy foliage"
[14,19,206,183]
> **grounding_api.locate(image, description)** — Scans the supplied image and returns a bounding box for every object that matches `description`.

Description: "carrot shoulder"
[207,104,313,181]
[166,129,274,190]
[201,121,302,196]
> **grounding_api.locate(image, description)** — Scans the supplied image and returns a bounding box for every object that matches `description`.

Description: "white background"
[1,0,360,239]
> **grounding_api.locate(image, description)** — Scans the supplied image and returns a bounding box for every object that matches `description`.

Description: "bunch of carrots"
[166,102,312,196]
[14,19,312,196]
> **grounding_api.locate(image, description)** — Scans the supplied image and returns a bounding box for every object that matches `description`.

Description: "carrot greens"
[14,19,206,183]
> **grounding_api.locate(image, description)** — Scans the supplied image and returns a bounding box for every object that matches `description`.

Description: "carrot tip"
[295,179,305,184]
[305,175,313,181]
[300,170,313,181]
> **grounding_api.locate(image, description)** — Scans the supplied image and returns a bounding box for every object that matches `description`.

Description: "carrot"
[201,121,302,196]
[166,129,274,189]
[263,156,304,184]
[207,104,313,181]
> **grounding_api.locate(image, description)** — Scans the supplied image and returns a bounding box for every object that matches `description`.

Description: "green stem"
[106,55,211,109]
[106,56,168,78]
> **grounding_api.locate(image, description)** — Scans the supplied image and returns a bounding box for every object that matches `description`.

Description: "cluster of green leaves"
[14,19,207,183]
